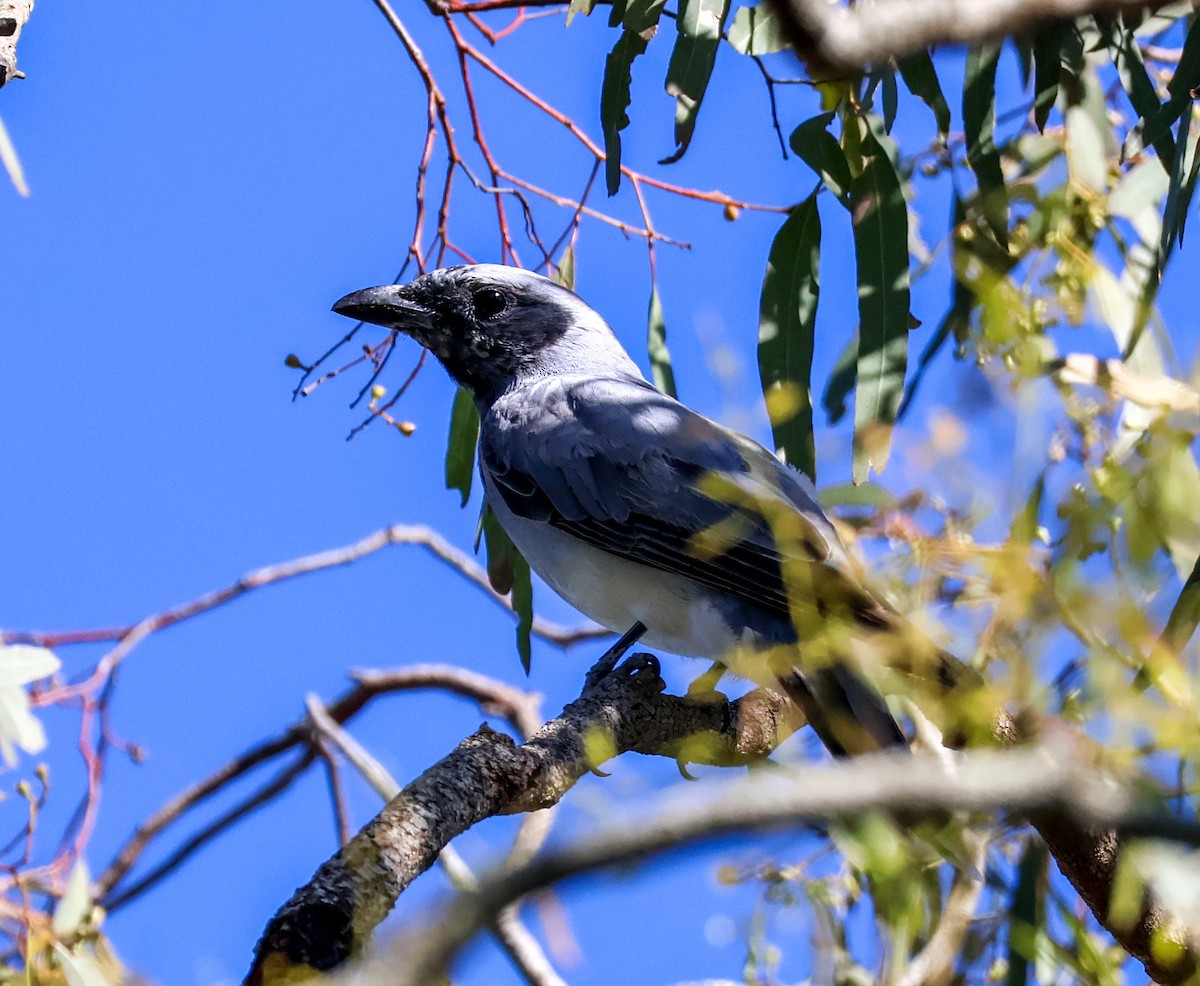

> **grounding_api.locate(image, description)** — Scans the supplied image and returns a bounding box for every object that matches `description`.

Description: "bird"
[332,264,968,757]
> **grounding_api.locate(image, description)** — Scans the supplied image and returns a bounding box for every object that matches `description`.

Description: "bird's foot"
[589,652,665,696]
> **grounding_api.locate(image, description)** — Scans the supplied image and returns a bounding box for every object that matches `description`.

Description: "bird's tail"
[776,617,982,758]
[777,665,907,757]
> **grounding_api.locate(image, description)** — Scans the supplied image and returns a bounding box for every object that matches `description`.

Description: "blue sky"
[2,3,1194,985]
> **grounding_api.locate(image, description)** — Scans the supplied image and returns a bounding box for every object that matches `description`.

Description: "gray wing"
[480,374,887,630]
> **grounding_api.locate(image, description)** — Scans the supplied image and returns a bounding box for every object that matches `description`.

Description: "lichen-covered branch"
[243,650,793,984]
[0,0,33,89]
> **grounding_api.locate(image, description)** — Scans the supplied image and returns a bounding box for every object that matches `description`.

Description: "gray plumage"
[333,264,953,756]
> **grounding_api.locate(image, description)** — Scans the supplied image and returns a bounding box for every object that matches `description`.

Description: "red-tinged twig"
[457,35,788,215]
[443,0,566,11]
[445,16,523,264]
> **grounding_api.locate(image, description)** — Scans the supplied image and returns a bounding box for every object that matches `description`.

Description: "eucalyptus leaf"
[789,112,852,203]
[553,244,576,290]
[851,118,910,483]
[963,43,1008,246]
[1111,23,1174,167]
[727,3,786,55]
[646,285,677,398]
[1122,16,1200,163]
[661,0,731,163]
[758,195,820,481]
[482,505,534,673]
[445,386,480,507]
[822,334,857,425]
[566,0,597,25]
[896,51,950,142]
[602,30,650,196]
[1031,23,1064,134]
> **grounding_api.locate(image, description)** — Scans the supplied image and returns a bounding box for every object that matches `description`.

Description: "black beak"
[331,285,435,332]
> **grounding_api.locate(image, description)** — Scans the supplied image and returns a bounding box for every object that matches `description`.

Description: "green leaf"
[1111,22,1174,166]
[850,118,910,483]
[1160,110,1199,259]
[1123,16,1200,163]
[566,0,597,25]
[623,0,666,33]
[482,505,534,673]
[880,70,898,134]
[661,0,731,164]
[896,51,950,142]
[757,195,820,482]
[1065,100,1110,194]
[727,3,787,55]
[445,386,480,507]
[553,243,576,290]
[1031,23,1064,133]
[963,43,1008,246]
[789,112,852,203]
[1006,840,1048,986]
[898,191,971,420]
[1010,473,1047,544]
[601,30,650,196]
[822,333,857,424]
[1159,549,1200,659]
[818,481,896,510]
[646,285,677,398]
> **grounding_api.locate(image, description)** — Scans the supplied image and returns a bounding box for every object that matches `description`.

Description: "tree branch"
[95,664,548,909]
[243,648,794,984]
[0,0,33,89]
[245,654,1200,986]
[333,746,1200,986]
[305,694,567,986]
[769,0,1189,74]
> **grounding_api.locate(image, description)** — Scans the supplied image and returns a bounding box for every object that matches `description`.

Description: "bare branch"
[243,649,793,984]
[346,748,1200,986]
[0,0,34,89]
[306,695,567,986]
[94,663,550,908]
[6,522,607,665]
[769,0,1193,73]
[895,827,990,986]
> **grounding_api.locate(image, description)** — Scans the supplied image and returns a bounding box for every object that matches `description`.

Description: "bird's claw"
[616,652,665,692]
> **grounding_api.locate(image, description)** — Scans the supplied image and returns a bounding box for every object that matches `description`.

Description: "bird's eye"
[472,288,508,320]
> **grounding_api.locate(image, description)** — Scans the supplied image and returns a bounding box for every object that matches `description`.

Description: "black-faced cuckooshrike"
[334,264,965,756]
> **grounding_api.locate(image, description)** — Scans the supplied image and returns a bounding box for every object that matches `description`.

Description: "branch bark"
[331,747,1200,986]
[769,0,1190,74]
[243,649,794,984]
[0,0,32,89]
[244,638,1200,986]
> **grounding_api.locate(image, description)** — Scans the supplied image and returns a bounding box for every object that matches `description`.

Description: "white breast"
[482,473,746,660]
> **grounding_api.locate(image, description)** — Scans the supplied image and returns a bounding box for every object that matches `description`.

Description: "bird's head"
[332,264,637,406]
